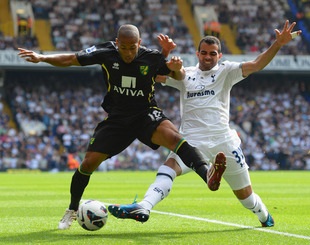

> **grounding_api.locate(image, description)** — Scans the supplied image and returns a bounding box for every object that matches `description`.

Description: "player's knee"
[79,164,94,175]
[81,151,109,173]
[233,185,252,200]
[164,159,182,176]
[238,192,257,209]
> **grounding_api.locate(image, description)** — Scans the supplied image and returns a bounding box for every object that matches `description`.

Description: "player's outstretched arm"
[154,75,168,83]
[18,48,80,67]
[242,20,302,77]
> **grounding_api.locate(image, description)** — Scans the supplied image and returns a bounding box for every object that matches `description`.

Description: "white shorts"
[168,130,251,190]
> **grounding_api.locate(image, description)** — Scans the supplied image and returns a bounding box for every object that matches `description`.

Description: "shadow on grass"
[0,227,255,244]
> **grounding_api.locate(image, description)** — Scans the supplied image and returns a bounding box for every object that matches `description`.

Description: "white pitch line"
[104,202,310,240]
[151,210,310,241]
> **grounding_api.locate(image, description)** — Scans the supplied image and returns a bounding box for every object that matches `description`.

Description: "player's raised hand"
[18,48,42,63]
[166,56,183,71]
[275,20,302,46]
[166,56,185,80]
[157,34,176,57]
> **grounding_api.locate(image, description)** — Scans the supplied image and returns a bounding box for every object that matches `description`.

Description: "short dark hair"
[198,36,221,53]
[117,24,140,39]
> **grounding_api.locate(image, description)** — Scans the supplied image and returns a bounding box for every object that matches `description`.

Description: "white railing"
[1,50,310,72]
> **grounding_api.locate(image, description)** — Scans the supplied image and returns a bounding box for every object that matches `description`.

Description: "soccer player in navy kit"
[18,24,226,230]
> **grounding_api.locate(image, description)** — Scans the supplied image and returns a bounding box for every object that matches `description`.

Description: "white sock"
[138,165,176,210]
[239,193,269,222]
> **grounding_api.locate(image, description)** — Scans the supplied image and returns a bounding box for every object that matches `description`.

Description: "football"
[77,199,108,231]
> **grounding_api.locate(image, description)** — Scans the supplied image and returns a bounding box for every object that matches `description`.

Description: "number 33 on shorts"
[232,146,245,167]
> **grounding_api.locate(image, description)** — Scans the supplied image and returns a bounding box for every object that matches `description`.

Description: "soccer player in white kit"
[108,20,301,227]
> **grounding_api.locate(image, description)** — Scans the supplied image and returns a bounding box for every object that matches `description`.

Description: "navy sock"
[69,169,90,211]
[175,140,208,182]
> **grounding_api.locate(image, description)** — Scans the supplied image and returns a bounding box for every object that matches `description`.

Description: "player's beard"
[121,54,136,63]
[200,59,216,71]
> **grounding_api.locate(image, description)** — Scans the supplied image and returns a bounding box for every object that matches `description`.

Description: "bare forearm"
[161,49,170,58]
[242,41,281,77]
[253,41,281,70]
[18,48,80,67]
[169,68,185,80]
[40,53,80,67]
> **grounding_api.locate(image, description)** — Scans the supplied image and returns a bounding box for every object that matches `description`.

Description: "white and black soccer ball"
[77,199,108,231]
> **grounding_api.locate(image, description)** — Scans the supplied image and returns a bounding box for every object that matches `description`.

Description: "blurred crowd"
[216,0,309,55]
[0,71,180,172]
[0,71,309,172]
[29,0,196,53]
[0,29,39,50]
[230,75,310,171]
[1,0,310,54]
[0,0,309,172]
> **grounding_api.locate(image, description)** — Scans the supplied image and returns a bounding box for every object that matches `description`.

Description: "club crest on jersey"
[140,66,149,75]
[89,137,95,145]
[195,85,205,90]
[211,74,216,82]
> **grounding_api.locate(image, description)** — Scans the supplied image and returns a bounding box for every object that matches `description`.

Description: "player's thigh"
[152,119,181,149]
[216,144,251,190]
[209,141,248,175]
[138,107,180,150]
[87,119,135,156]
[202,140,251,190]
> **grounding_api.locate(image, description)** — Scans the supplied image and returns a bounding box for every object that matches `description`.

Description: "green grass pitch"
[0,170,309,245]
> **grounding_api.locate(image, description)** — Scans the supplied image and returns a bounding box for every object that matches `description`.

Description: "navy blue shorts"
[86,107,169,157]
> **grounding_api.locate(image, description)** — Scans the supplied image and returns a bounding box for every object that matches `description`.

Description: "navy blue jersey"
[76,41,170,115]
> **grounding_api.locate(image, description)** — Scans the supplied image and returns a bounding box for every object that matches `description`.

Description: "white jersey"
[165,60,244,146]
[165,60,251,187]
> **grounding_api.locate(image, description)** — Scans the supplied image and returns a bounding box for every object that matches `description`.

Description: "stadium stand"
[205,0,308,55]
[0,69,309,171]
[2,0,310,54]
[29,0,195,53]
[0,0,309,171]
